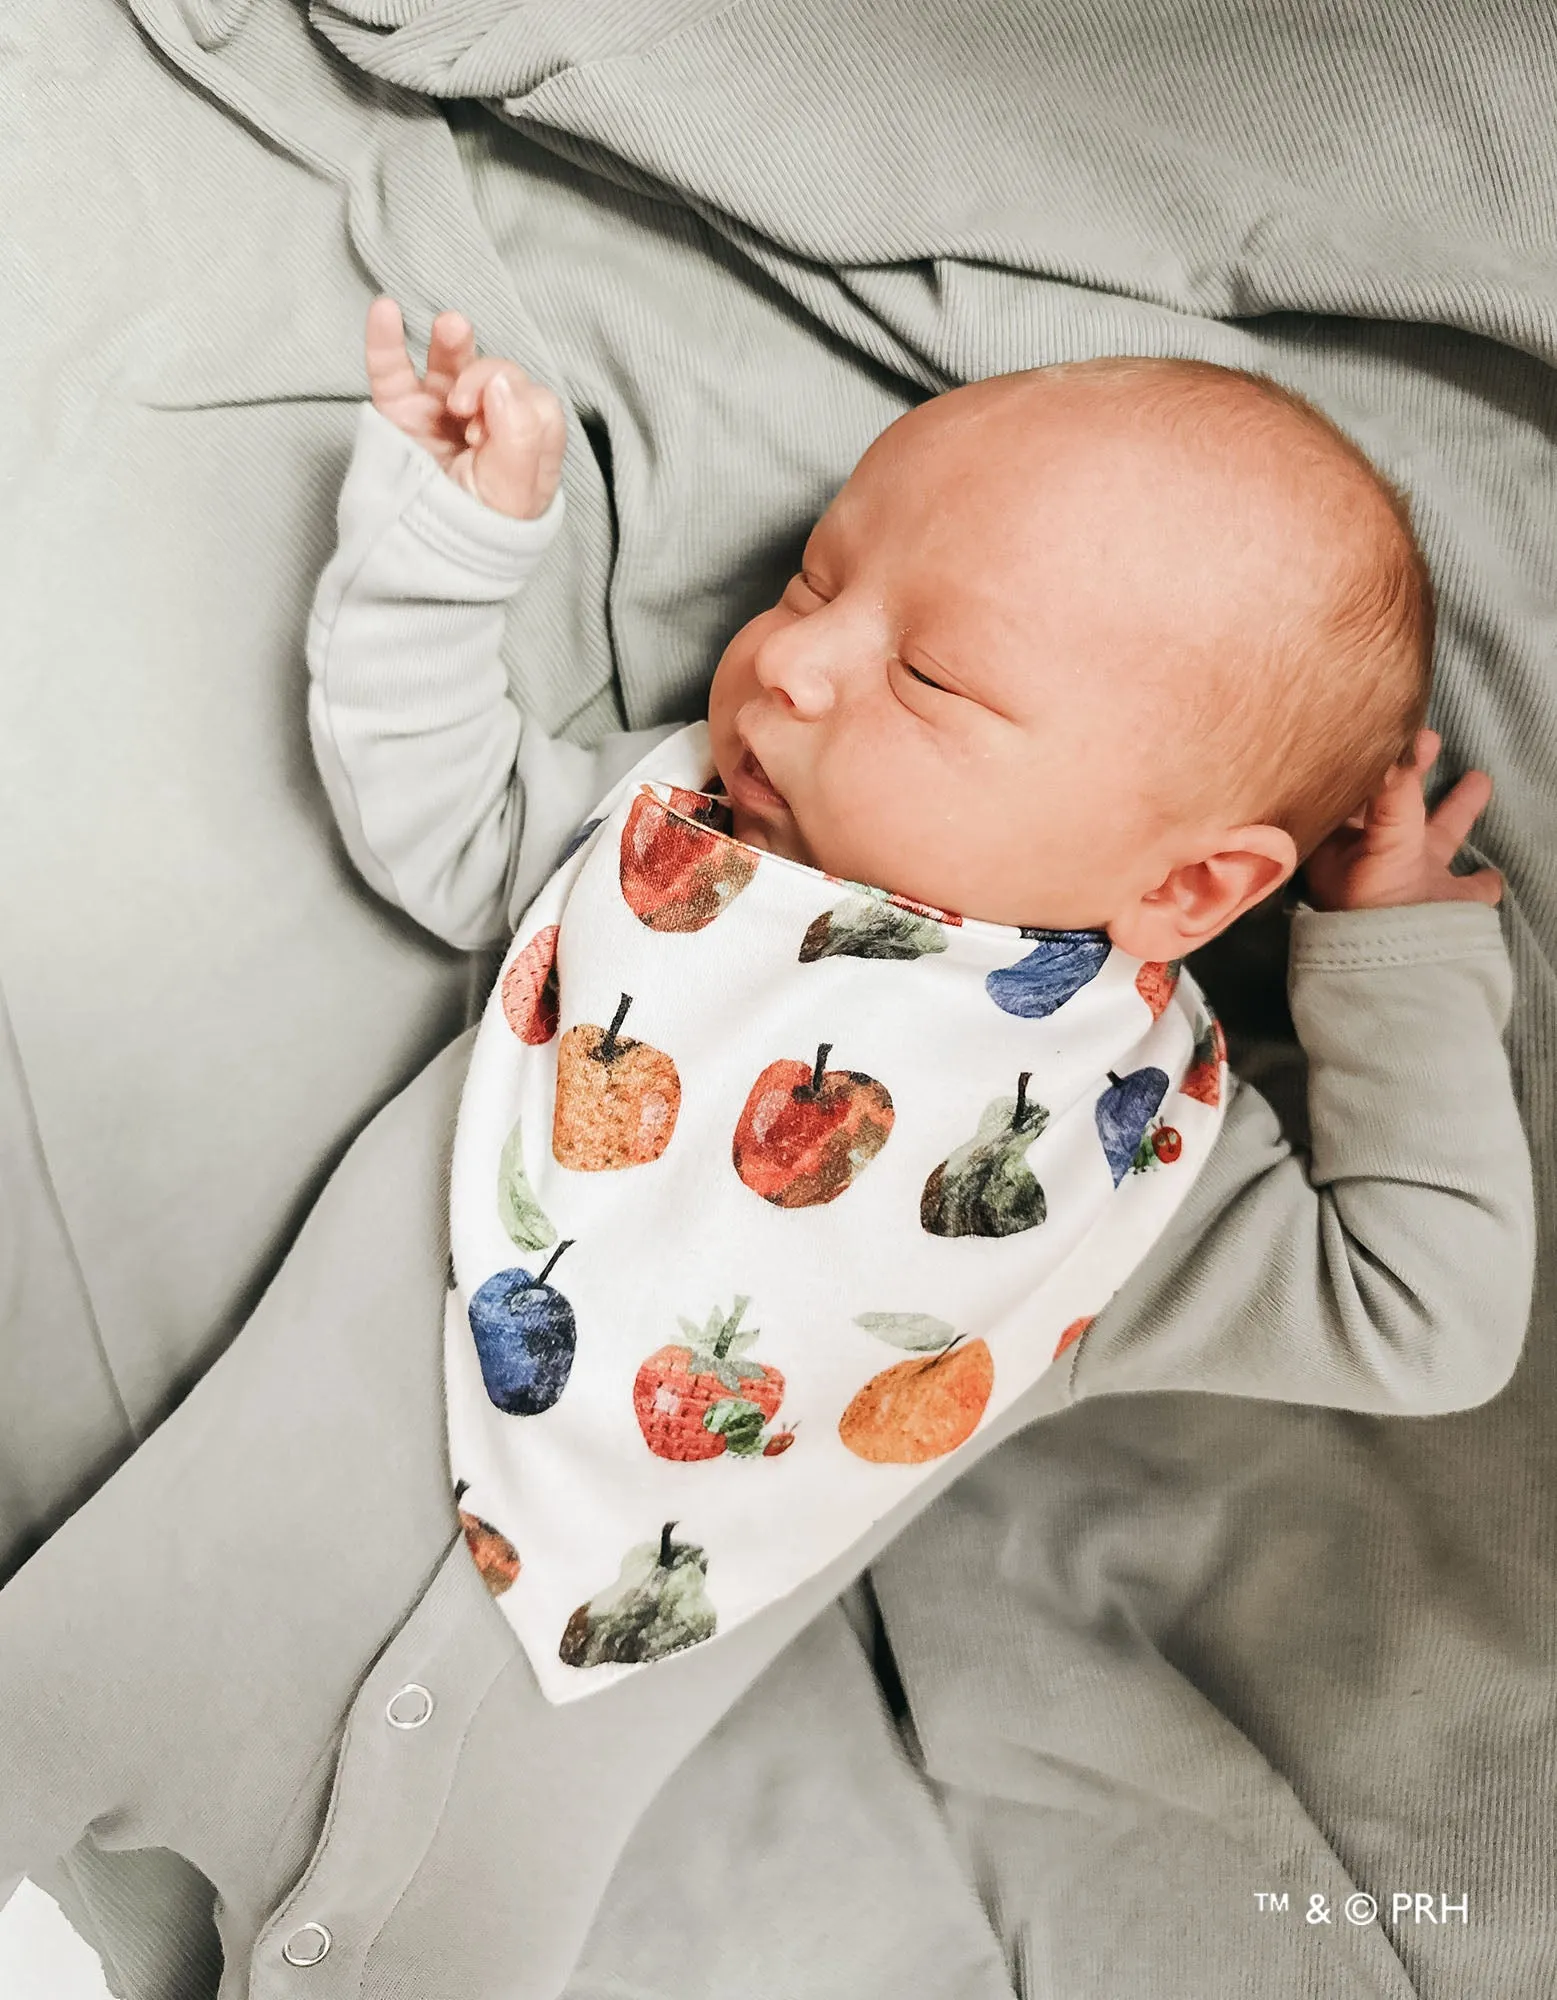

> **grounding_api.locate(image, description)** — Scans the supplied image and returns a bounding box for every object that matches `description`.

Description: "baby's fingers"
[1360,754,1428,842]
[364,296,422,402]
[1426,768,1494,860]
[424,311,478,406]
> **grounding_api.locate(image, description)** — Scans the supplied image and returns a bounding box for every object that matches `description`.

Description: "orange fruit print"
[1053,1315,1093,1359]
[838,1339,994,1463]
[552,992,681,1170]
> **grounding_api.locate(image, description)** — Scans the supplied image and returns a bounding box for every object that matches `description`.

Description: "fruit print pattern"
[444,724,1228,1705]
[1181,1012,1227,1108]
[1095,1067,1170,1187]
[502,925,560,1044]
[634,1296,787,1461]
[496,1117,556,1252]
[559,1523,718,1668]
[800,892,947,963]
[553,993,681,1170]
[840,1313,994,1462]
[1135,958,1183,1021]
[620,785,758,932]
[468,1242,577,1415]
[921,1073,1049,1238]
[1053,1316,1094,1360]
[987,928,1110,1019]
[732,1042,894,1207]
[454,1481,521,1597]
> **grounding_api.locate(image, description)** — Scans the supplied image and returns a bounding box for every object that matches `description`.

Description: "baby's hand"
[1303,729,1503,912]
[364,297,565,520]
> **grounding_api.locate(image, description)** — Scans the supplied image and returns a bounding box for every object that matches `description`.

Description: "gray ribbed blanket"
[2,0,1553,1992]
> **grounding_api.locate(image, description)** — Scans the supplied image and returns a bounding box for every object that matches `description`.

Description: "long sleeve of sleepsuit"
[306,401,678,951]
[1065,899,1534,1415]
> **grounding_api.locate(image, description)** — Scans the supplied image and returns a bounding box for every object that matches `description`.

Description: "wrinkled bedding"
[3,0,1555,1992]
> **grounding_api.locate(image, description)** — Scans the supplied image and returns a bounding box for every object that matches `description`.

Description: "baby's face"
[707,379,1256,935]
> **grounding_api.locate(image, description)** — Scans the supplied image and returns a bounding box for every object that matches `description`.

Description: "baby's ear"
[1106,826,1297,961]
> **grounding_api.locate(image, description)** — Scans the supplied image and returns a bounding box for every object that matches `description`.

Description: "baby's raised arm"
[1061,739,1533,1417]
[306,300,674,950]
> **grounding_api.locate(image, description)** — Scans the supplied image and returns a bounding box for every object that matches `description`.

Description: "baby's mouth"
[733,746,788,810]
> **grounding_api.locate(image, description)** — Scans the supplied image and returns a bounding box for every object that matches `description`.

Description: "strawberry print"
[501,925,560,1044]
[1134,958,1183,1020]
[634,1296,787,1460]
[1181,1013,1227,1108]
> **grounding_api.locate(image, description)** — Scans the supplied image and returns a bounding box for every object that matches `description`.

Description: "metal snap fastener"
[282,1922,332,1967]
[385,1682,434,1729]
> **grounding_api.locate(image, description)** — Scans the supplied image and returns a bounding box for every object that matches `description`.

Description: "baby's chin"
[728,798,817,868]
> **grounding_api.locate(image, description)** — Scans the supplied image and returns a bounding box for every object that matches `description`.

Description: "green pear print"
[799,892,947,963]
[558,1522,718,1668]
[921,1072,1049,1238]
[496,1117,558,1252]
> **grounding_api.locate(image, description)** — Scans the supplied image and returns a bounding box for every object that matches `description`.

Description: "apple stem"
[599,992,634,1064]
[534,1239,574,1287]
[919,1333,967,1374]
[1107,1070,1123,1087]
[658,1521,677,1569]
[804,1043,832,1097]
[1014,1071,1032,1127]
[453,1479,469,1506]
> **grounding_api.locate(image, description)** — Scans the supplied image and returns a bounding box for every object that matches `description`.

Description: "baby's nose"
[752,628,837,718]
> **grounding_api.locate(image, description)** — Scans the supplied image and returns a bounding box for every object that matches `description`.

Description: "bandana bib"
[445,722,1227,1702]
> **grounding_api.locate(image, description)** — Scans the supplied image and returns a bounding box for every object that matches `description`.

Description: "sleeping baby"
[305,298,1530,1703]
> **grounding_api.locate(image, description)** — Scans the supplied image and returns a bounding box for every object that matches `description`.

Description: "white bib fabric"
[445,722,1227,1702]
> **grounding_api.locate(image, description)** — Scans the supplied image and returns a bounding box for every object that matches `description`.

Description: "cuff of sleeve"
[1290,899,1506,973]
[357,400,564,581]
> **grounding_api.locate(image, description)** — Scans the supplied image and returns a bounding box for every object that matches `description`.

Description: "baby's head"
[706,357,1431,956]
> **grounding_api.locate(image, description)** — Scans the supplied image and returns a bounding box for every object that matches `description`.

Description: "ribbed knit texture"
[4,0,1554,1994]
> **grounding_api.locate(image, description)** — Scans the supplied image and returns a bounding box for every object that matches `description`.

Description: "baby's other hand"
[1302,729,1503,913]
[365,297,566,520]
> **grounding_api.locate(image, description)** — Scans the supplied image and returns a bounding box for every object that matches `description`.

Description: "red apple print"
[620,787,757,932]
[1053,1315,1093,1360]
[1135,959,1183,1020]
[501,924,560,1044]
[634,1297,786,1461]
[1180,1017,1227,1108]
[732,1042,894,1207]
[1152,1126,1183,1163]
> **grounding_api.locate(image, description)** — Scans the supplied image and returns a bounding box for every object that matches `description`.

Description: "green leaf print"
[497,1119,558,1251]
[852,1312,958,1351]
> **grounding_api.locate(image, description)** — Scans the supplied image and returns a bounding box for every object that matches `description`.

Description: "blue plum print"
[560,816,604,863]
[1095,1068,1169,1186]
[469,1241,578,1415]
[986,930,1110,1019]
